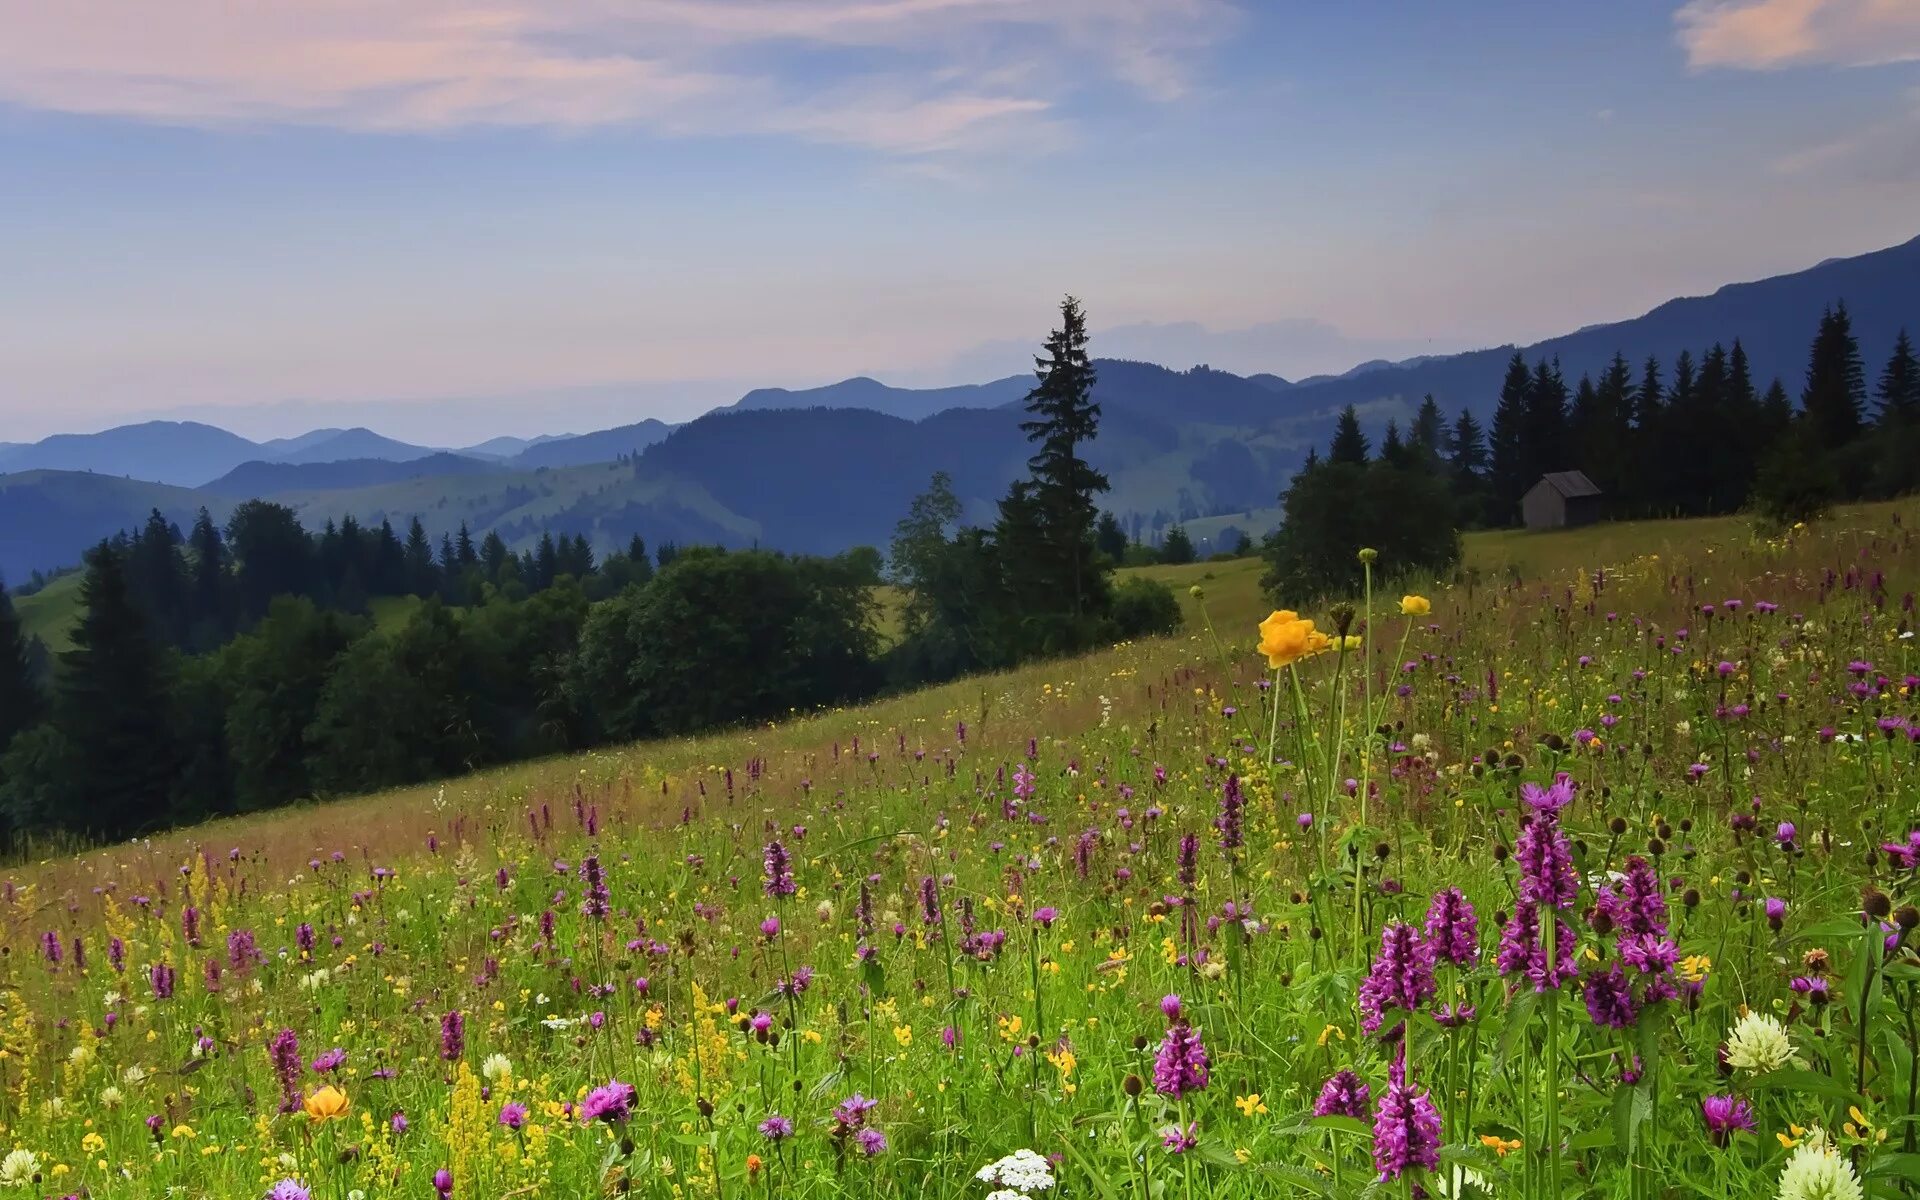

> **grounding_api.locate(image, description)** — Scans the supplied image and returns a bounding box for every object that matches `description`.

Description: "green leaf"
[1747,1066,1857,1101]
[1864,1153,1920,1184]
[1054,1129,1124,1200]
[1309,1115,1373,1138]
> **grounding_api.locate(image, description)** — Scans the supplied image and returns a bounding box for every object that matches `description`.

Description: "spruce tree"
[404,517,439,597]
[1017,295,1110,623]
[1448,407,1489,527]
[1801,303,1867,452]
[0,578,44,754]
[1876,329,1920,425]
[1489,352,1531,522]
[1160,524,1196,565]
[1409,395,1447,471]
[1329,404,1370,465]
[56,542,179,837]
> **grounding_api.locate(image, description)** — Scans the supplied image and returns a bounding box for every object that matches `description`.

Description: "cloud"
[0,1,1235,152]
[1675,0,1920,69]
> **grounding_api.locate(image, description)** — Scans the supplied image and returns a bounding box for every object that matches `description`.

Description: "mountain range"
[3,232,1916,584]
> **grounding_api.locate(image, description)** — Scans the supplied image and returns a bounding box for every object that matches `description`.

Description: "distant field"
[11,572,80,653]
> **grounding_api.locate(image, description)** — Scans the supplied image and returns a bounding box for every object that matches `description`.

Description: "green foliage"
[1751,424,1839,528]
[1108,576,1182,639]
[1159,524,1196,565]
[1260,460,1462,600]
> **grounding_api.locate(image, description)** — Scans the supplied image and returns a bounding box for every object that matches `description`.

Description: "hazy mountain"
[458,434,572,459]
[201,453,507,498]
[730,375,1031,420]
[258,428,352,457]
[0,421,262,487]
[509,419,675,468]
[0,470,232,580]
[270,427,437,465]
[1280,234,1920,428]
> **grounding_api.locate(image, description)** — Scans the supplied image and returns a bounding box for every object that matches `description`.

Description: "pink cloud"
[0,0,1235,150]
[1676,0,1920,69]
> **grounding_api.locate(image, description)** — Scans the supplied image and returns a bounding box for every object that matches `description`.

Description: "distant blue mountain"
[509,419,675,468]
[201,452,507,497]
[730,375,1031,420]
[0,421,261,487]
[270,427,437,464]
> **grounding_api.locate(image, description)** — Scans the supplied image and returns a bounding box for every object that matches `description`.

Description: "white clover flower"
[1726,1011,1795,1074]
[122,1064,148,1086]
[1776,1129,1861,1200]
[98,1085,124,1109]
[0,1148,38,1186]
[481,1053,513,1083]
[68,1043,93,1065]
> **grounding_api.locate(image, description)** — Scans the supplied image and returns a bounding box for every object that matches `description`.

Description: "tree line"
[0,298,1178,845]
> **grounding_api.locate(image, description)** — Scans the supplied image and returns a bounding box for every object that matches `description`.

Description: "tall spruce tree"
[1329,404,1370,465]
[1017,295,1110,623]
[1447,407,1489,527]
[1801,303,1867,452]
[1489,352,1531,523]
[56,542,180,837]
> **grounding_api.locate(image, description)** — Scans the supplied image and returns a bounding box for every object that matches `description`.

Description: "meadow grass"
[3,501,1920,1200]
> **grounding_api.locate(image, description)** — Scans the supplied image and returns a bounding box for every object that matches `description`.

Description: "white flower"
[0,1149,38,1187]
[98,1085,124,1109]
[68,1043,92,1065]
[1726,1011,1795,1074]
[1776,1129,1861,1200]
[977,1148,1054,1193]
[481,1054,513,1083]
[120,1064,148,1086]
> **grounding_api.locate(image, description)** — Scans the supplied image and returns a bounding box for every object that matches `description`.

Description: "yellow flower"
[1258,610,1327,669]
[303,1085,350,1122]
[1400,594,1431,616]
[1234,1093,1268,1116]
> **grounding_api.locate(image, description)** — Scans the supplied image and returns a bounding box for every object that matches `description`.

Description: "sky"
[2,0,1918,444]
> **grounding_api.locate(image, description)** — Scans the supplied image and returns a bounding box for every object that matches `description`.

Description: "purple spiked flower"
[440,1010,464,1061]
[1496,901,1577,992]
[268,1028,302,1113]
[1313,1070,1371,1119]
[763,841,795,898]
[1581,962,1639,1028]
[1215,775,1245,852]
[1152,1020,1211,1098]
[1371,1047,1441,1181]
[1423,888,1479,966]
[1359,920,1438,1034]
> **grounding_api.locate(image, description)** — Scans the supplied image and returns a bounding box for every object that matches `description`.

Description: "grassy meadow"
[4,501,1920,1199]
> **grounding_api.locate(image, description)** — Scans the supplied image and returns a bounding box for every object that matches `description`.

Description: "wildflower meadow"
[5,508,1920,1200]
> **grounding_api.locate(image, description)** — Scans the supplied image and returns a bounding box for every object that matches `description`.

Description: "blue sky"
[1,0,1917,443]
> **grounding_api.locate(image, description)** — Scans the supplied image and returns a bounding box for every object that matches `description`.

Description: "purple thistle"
[499,1102,528,1131]
[1152,1021,1211,1098]
[831,1093,879,1136]
[433,1168,453,1198]
[759,1114,794,1141]
[1422,888,1480,966]
[1313,1070,1371,1119]
[310,1047,347,1074]
[1371,1047,1442,1181]
[855,1127,889,1157]
[266,1182,312,1200]
[1701,1095,1756,1146]
[1359,920,1438,1034]
[580,1081,637,1124]
[763,841,795,898]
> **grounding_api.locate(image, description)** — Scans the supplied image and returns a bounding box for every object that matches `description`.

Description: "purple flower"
[758,1115,794,1141]
[498,1103,528,1131]
[1422,888,1479,966]
[580,1081,637,1124]
[1764,897,1787,923]
[1313,1070,1370,1119]
[1519,774,1576,817]
[1496,901,1577,992]
[149,962,175,1000]
[1177,833,1199,889]
[579,854,610,919]
[763,840,795,898]
[1160,1122,1199,1154]
[855,1127,888,1157]
[1153,1022,1210,1098]
[1159,993,1184,1021]
[269,1028,302,1113]
[440,1010,464,1061]
[391,1112,408,1134]
[1581,963,1639,1028]
[433,1168,453,1197]
[1215,775,1245,852]
[1359,921,1438,1034]
[310,1048,346,1074]
[266,1181,312,1200]
[1515,812,1578,910]
[1879,829,1920,871]
[1032,906,1059,928]
[1371,1049,1441,1181]
[832,1093,878,1135]
[1701,1095,1755,1146]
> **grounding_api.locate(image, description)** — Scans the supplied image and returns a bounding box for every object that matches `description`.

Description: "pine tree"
[0,577,44,754]
[1017,295,1111,623]
[1408,395,1447,471]
[1876,329,1920,425]
[55,542,180,836]
[456,522,478,567]
[1489,352,1531,523]
[404,517,439,597]
[1160,524,1196,565]
[1379,419,1410,468]
[1801,303,1867,452]
[1094,512,1129,562]
[1522,357,1568,477]
[1329,404,1370,465]
[1448,407,1489,527]
[535,532,559,590]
